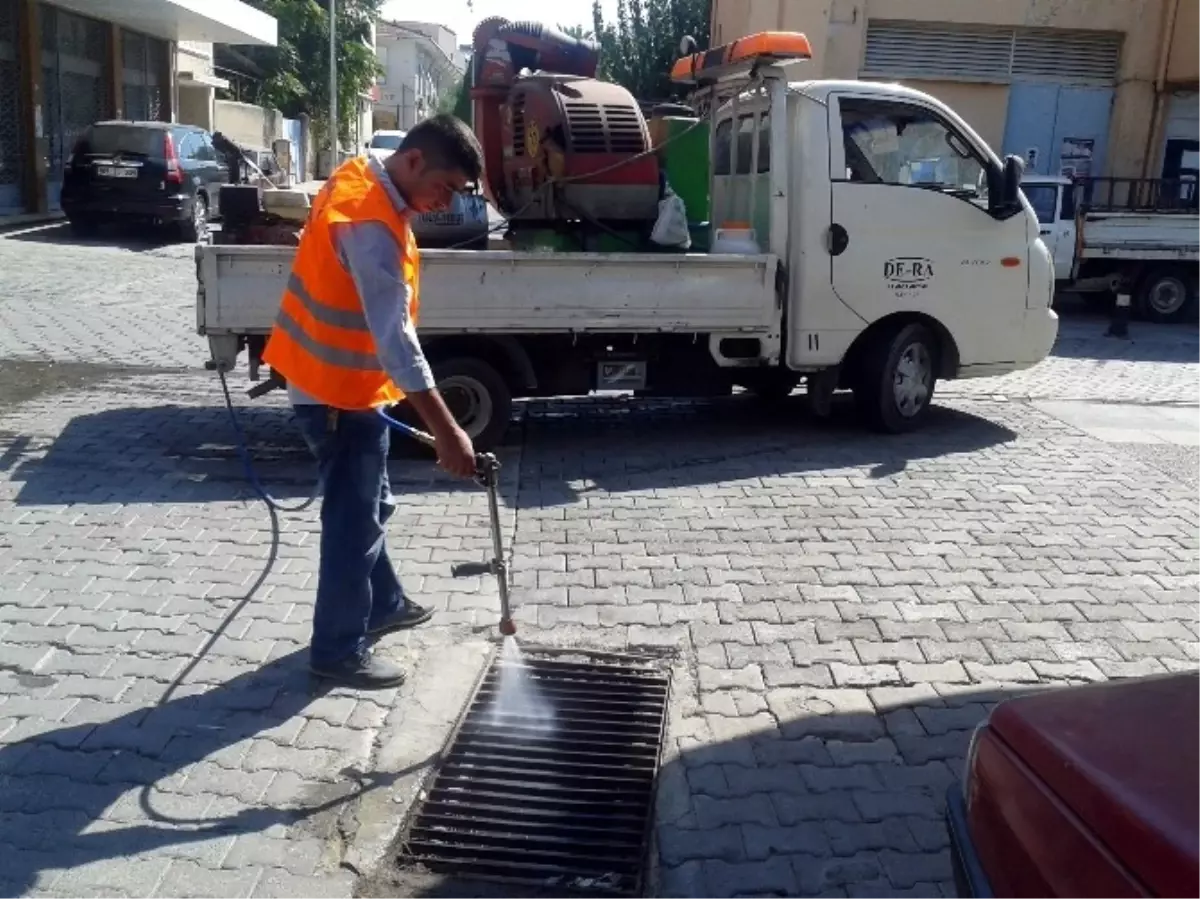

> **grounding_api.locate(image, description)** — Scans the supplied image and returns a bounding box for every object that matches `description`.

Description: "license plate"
[422,212,463,226]
[597,361,647,391]
[97,166,137,179]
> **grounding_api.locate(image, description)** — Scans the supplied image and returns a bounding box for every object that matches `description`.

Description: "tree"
[218,0,384,148]
[437,70,473,124]
[591,0,710,102]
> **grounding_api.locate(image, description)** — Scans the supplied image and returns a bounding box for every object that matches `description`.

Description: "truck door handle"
[828,224,849,256]
[1039,228,1051,235]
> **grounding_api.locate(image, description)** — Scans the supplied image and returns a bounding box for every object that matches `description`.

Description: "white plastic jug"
[711,226,761,255]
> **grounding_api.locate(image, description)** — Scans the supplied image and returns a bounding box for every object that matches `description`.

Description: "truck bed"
[1080,211,1199,261]
[196,245,780,337]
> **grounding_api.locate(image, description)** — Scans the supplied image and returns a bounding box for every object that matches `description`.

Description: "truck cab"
[1021,173,1198,322]
[1021,174,1077,282]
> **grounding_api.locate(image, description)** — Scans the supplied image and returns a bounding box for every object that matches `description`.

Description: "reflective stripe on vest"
[273,307,383,371]
[261,156,413,409]
[286,273,369,333]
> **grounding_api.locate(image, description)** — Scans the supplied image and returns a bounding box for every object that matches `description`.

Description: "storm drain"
[399,648,671,895]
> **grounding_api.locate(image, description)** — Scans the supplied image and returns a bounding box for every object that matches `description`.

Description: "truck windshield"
[1022,185,1058,224]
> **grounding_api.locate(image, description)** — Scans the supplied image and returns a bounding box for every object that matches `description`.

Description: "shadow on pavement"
[1,221,187,252]
[5,401,478,506]
[358,682,1048,898]
[6,394,1016,508]
[1051,298,1199,364]
[0,643,426,897]
[515,394,1018,506]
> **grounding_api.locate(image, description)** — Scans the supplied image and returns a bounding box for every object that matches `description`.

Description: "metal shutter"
[863,21,1014,82]
[1011,30,1122,84]
[863,21,1123,86]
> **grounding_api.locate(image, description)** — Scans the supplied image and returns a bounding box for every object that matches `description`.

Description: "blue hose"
[218,369,439,512]
[217,368,319,513]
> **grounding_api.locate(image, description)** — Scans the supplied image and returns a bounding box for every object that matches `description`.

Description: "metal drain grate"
[399,648,671,895]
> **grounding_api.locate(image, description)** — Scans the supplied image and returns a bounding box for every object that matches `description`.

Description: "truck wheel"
[853,323,938,433]
[434,356,512,451]
[1137,266,1196,324]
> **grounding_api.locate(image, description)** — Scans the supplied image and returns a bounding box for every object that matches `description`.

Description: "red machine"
[470,18,660,225]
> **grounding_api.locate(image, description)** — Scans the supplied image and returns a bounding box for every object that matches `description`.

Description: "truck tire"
[1137,265,1196,324]
[433,356,512,451]
[853,323,938,433]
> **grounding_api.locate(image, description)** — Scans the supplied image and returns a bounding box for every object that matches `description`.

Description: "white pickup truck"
[1022,174,1198,323]
[198,51,1058,449]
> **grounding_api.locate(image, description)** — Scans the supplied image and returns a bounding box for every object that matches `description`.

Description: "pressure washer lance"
[375,409,515,637]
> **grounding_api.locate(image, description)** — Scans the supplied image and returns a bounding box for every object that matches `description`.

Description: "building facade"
[0,0,275,217]
[711,0,1198,182]
[373,20,465,132]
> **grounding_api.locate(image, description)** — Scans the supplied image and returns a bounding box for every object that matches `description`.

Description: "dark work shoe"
[310,650,407,689]
[367,602,435,636]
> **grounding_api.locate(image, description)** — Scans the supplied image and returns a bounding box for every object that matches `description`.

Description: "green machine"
[649,114,711,251]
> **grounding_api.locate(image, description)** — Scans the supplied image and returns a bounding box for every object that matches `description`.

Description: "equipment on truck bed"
[470,18,661,227]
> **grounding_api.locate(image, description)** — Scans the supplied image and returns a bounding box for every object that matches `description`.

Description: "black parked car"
[61,121,231,242]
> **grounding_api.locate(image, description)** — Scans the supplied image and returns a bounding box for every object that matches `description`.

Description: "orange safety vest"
[263,157,420,410]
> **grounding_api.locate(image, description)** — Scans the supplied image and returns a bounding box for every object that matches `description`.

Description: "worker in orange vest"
[263,116,482,689]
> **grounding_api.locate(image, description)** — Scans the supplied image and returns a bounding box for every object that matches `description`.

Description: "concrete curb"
[341,640,493,882]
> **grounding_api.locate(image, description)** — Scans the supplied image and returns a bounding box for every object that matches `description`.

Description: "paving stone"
[2,245,1197,899]
[704,856,798,897]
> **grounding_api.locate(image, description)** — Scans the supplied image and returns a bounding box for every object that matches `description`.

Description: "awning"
[44,0,277,46]
[178,72,231,90]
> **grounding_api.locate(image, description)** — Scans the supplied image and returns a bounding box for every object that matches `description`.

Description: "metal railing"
[1075,176,1198,214]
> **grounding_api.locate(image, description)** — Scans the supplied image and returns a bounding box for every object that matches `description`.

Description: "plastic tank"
[710,226,760,255]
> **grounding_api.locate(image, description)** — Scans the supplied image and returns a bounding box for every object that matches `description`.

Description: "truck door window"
[1022,185,1059,224]
[1060,183,1077,220]
[838,97,986,204]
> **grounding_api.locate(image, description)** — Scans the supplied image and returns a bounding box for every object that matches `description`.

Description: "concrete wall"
[1167,0,1199,84]
[897,80,1011,151]
[214,99,284,149]
[711,0,1185,177]
[177,87,213,130]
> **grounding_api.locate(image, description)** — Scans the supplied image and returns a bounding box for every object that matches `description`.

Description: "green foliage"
[219,0,383,147]
[591,0,710,102]
[437,71,473,124]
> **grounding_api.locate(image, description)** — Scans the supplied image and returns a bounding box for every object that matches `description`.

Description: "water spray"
[376,410,515,638]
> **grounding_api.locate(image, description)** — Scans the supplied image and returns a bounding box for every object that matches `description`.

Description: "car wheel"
[853,323,938,433]
[1137,266,1196,324]
[181,195,209,243]
[433,357,512,452]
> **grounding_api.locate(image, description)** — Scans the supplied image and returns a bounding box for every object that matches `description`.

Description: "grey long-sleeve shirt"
[288,157,435,404]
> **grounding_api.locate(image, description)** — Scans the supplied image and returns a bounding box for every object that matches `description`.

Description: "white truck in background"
[1022,174,1199,323]
[198,50,1058,450]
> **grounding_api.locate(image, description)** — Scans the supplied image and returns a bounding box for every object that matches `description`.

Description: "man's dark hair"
[399,115,483,182]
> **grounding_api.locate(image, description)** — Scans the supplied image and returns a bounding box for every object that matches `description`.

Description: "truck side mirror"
[1002,155,1024,204]
[988,155,1025,219]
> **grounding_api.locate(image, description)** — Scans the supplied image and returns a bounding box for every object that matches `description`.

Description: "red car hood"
[990,673,1199,898]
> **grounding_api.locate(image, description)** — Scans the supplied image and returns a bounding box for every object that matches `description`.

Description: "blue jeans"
[293,404,406,667]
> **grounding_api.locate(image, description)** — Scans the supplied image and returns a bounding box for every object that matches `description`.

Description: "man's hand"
[406,389,478,479]
[435,424,477,479]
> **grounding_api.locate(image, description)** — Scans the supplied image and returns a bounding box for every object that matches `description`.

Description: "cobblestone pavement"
[0,230,1197,897]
